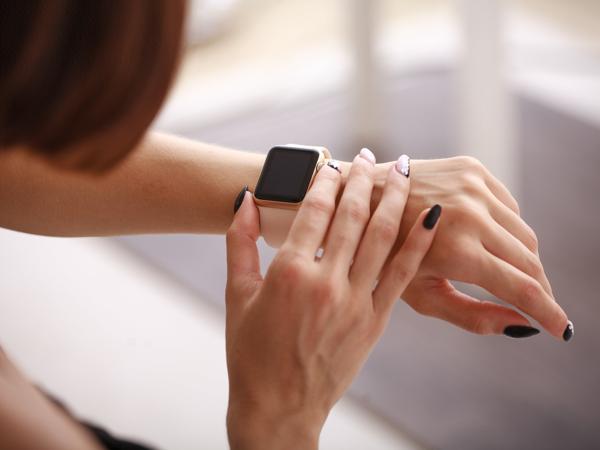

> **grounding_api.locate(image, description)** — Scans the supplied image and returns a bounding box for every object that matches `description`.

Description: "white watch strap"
[257,204,297,248]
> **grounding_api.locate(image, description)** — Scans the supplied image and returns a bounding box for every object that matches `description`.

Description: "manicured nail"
[503,325,540,338]
[423,204,442,229]
[395,154,410,177]
[233,185,248,214]
[359,147,376,165]
[563,320,574,342]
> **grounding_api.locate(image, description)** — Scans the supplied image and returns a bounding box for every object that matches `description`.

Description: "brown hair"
[0,0,186,172]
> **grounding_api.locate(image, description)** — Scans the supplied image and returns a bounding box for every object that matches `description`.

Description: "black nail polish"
[563,321,574,342]
[503,325,540,338]
[423,204,442,230]
[233,185,248,214]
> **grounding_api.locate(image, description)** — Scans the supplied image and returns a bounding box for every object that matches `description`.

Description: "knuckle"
[274,248,307,283]
[342,196,370,224]
[313,278,338,305]
[506,196,521,215]
[512,200,521,215]
[469,315,491,335]
[460,202,486,228]
[305,193,335,217]
[334,231,353,248]
[371,216,399,244]
[280,260,305,283]
[461,174,485,196]
[518,280,542,309]
[457,155,484,172]
[390,261,413,287]
[443,240,479,279]
[348,309,370,334]
[525,254,543,278]
[526,228,539,252]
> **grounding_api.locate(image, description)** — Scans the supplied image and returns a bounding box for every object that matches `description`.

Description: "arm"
[0,348,103,450]
[0,134,571,340]
[0,132,268,236]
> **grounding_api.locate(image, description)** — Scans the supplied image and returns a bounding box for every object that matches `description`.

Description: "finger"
[285,164,341,257]
[226,191,262,303]
[373,205,442,317]
[402,278,535,336]
[476,251,569,339]
[482,218,554,297]
[322,150,375,269]
[489,197,538,253]
[482,167,520,215]
[350,161,409,290]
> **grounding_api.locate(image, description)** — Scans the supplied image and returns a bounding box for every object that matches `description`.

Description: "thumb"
[226,190,262,305]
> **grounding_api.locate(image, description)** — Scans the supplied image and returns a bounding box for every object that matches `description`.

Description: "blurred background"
[1,0,599,449]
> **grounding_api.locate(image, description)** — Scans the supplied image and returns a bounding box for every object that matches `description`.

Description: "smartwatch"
[253,144,340,248]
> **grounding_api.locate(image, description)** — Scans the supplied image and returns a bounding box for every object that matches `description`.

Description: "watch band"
[255,145,332,248]
[257,205,297,248]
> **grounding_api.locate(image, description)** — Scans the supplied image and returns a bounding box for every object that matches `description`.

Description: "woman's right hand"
[224,150,441,450]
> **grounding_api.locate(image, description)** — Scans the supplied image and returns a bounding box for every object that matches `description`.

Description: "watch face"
[254,146,320,203]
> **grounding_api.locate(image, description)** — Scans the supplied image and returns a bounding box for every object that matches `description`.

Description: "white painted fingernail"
[395,154,410,177]
[359,147,376,165]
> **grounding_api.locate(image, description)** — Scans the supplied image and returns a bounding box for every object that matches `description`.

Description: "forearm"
[0,350,102,449]
[227,388,324,450]
[0,132,268,236]
[0,133,400,237]
[227,411,320,450]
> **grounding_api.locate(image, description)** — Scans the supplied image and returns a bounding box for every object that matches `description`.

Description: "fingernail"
[503,325,540,338]
[233,185,248,214]
[423,204,442,229]
[563,320,574,342]
[359,147,376,165]
[395,154,410,177]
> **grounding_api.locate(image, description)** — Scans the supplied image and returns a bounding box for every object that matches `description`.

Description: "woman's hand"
[224,151,441,450]
[370,156,571,340]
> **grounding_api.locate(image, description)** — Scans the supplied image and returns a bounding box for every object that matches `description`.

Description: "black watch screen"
[254,146,320,203]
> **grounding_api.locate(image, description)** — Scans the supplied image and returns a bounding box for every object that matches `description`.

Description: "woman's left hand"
[367,156,571,340]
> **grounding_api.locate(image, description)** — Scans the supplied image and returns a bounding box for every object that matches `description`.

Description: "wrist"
[227,405,322,450]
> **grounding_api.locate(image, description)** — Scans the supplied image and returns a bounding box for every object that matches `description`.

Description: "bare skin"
[0,348,102,450]
[225,153,440,449]
[0,136,570,448]
[0,132,569,339]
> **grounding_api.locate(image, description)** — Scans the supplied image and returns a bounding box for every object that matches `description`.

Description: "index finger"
[284,165,341,257]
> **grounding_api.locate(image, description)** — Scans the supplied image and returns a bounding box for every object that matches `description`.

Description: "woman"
[0,2,572,449]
